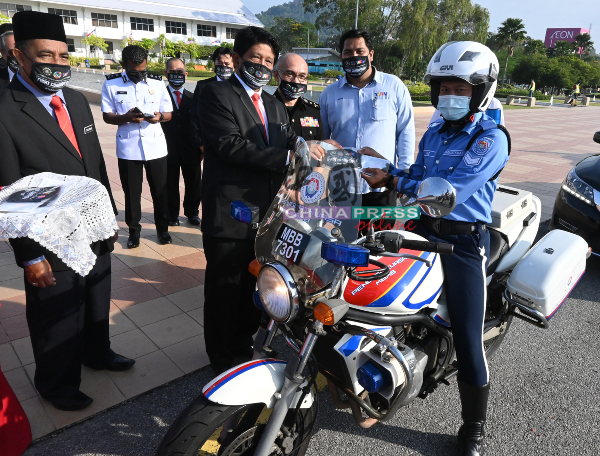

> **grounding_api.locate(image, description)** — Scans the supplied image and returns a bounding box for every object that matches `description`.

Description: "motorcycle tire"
[156,394,314,456]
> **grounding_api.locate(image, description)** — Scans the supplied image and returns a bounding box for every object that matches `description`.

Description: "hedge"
[148,69,215,78]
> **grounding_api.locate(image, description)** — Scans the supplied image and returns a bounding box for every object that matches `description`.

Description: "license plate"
[275,224,311,265]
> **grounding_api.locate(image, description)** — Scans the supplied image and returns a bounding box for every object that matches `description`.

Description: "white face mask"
[437,95,471,121]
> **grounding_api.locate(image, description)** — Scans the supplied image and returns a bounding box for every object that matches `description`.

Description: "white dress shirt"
[8,67,14,82]
[234,73,269,143]
[168,84,183,109]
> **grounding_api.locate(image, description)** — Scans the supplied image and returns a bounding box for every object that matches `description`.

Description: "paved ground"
[1,102,599,454]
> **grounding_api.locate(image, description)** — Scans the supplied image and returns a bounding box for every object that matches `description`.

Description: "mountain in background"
[256,0,318,28]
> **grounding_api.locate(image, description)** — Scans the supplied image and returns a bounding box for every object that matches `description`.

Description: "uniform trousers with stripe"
[411,220,491,387]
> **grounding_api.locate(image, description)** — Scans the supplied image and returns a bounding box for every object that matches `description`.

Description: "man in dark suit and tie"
[199,27,298,373]
[0,23,16,88]
[0,11,134,411]
[161,57,202,226]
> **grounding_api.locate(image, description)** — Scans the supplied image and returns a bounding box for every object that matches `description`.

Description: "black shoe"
[157,231,172,244]
[43,391,93,411]
[457,380,489,456]
[168,218,180,226]
[127,234,140,249]
[187,215,201,225]
[106,354,136,371]
[232,346,254,360]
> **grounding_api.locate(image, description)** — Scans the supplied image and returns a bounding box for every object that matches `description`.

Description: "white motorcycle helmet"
[424,41,499,117]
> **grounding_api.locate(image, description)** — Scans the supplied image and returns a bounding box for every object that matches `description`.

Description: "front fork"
[252,318,322,456]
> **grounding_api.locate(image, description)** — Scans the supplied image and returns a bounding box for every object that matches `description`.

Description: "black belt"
[420,215,486,236]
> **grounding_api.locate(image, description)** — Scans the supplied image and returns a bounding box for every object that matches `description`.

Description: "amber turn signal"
[314,302,335,325]
[248,259,261,277]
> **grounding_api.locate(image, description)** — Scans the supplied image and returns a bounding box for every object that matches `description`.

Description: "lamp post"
[355,0,359,29]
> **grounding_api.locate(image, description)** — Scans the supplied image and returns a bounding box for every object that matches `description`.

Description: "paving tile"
[11,336,34,366]
[111,268,145,290]
[108,349,183,399]
[111,282,163,309]
[2,312,29,340]
[141,313,203,349]
[141,237,198,260]
[0,276,25,300]
[110,254,129,273]
[21,395,56,440]
[110,328,159,359]
[170,251,207,271]
[108,309,136,337]
[0,241,12,253]
[170,230,204,249]
[0,251,16,267]
[187,308,204,327]
[41,370,126,429]
[165,285,204,312]
[4,366,37,401]
[162,335,210,374]
[0,324,8,344]
[131,260,180,280]
[0,262,24,281]
[121,296,182,327]
[148,271,201,296]
[1,342,21,372]
[0,293,26,319]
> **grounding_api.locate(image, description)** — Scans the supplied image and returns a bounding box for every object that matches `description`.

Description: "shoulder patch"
[105,73,121,80]
[304,98,320,109]
[147,73,163,81]
[472,136,494,156]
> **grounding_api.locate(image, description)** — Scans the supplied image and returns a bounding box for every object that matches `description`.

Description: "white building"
[1,0,263,61]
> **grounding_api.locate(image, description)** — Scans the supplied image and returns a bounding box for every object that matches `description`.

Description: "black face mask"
[167,72,185,88]
[127,70,147,84]
[279,80,307,100]
[238,60,272,90]
[215,65,233,80]
[24,54,71,93]
[6,54,19,72]
[342,55,370,78]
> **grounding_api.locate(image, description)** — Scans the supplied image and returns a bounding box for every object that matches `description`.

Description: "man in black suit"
[199,27,298,373]
[0,11,134,411]
[0,23,16,88]
[161,57,202,226]
[190,46,234,152]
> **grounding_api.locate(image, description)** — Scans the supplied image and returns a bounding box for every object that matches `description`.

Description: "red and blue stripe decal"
[203,359,286,399]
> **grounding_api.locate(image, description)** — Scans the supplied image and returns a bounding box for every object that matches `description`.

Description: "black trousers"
[359,189,398,235]
[166,162,202,219]
[118,156,169,236]
[203,235,261,368]
[25,253,113,398]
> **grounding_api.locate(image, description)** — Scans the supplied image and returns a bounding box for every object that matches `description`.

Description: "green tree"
[553,40,575,57]
[267,17,318,52]
[0,14,10,24]
[574,33,594,59]
[495,17,527,87]
[81,35,108,57]
[523,38,546,55]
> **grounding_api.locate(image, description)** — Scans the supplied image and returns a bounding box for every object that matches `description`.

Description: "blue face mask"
[437,95,471,121]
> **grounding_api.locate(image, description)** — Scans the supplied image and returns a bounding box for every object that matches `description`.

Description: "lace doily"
[0,172,119,276]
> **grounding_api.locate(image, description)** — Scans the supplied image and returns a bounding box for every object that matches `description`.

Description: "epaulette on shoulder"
[105,73,121,80]
[304,98,320,109]
[147,73,163,81]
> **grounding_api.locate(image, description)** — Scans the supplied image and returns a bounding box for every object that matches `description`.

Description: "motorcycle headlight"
[257,263,299,323]
[563,168,595,206]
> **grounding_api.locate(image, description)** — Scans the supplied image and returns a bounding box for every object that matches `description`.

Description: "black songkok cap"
[0,23,13,36]
[13,11,67,44]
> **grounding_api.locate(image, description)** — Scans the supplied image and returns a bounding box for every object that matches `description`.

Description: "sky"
[242,0,598,42]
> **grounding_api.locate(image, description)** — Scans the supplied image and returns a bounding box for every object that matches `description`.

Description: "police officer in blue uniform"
[101,45,173,248]
[362,42,508,456]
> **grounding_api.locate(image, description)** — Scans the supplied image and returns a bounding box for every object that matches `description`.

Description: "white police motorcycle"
[156,141,588,456]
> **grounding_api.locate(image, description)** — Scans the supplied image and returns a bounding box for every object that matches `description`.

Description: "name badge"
[84,125,94,134]
[116,91,127,94]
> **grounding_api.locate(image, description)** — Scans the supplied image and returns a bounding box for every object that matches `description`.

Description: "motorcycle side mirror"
[405,177,457,218]
[593,131,600,144]
[230,201,260,229]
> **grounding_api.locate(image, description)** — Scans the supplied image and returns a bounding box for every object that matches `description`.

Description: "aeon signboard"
[544,28,590,51]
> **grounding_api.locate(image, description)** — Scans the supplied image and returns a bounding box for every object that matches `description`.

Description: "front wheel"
[156,394,314,456]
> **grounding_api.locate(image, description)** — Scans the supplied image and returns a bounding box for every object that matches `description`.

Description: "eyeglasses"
[168,69,185,74]
[278,70,308,83]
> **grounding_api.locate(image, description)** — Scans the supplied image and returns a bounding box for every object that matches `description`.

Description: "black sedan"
[550,132,600,253]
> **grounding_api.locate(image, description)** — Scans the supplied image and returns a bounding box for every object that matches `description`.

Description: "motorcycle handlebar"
[401,239,454,255]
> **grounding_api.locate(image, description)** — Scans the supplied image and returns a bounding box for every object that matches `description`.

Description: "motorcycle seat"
[487,228,509,276]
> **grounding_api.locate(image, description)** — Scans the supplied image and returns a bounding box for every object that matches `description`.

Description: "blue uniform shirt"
[394,112,509,224]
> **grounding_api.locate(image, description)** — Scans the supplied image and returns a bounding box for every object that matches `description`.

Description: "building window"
[92,12,118,28]
[106,41,114,54]
[130,17,154,32]
[48,8,78,25]
[226,27,239,39]
[166,21,186,35]
[197,24,216,37]
[66,38,75,53]
[0,3,31,18]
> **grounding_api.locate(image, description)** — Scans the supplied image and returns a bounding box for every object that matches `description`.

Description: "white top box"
[490,185,533,228]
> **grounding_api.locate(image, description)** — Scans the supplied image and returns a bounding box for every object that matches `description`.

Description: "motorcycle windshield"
[255,140,362,295]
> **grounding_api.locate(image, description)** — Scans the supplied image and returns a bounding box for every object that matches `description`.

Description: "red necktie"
[251,92,268,142]
[174,90,181,107]
[50,96,81,157]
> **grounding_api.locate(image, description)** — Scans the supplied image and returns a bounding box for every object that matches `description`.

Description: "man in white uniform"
[101,45,173,248]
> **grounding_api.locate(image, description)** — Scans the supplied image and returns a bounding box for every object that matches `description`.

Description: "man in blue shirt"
[319,29,415,226]
[362,41,507,456]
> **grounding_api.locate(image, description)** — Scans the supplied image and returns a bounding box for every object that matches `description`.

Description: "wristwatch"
[384,173,396,191]
[158,112,164,122]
